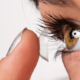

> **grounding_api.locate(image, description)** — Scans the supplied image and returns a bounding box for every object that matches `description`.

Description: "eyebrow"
[40,0,76,7]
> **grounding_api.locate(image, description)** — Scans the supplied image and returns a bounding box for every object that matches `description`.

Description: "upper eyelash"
[39,12,79,40]
[38,12,80,57]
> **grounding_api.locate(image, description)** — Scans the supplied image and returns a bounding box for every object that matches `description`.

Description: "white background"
[0,0,69,80]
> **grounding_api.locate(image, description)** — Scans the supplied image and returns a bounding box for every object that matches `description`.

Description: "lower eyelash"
[54,50,73,58]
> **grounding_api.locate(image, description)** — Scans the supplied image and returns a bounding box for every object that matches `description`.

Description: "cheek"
[62,50,80,66]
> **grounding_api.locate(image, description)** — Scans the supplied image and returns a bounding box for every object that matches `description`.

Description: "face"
[39,0,80,53]
[39,0,80,22]
[39,0,80,77]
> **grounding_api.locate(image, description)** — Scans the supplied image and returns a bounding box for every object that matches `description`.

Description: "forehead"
[39,0,80,9]
[39,0,80,22]
[39,0,74,7]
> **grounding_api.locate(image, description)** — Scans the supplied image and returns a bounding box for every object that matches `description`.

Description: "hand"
[0,29,39,80]
[62,50,80,80]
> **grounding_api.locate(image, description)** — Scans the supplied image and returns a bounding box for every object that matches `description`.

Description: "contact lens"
[6,28,64,61]
[6,29,49,60]
[6,31,22,56]
[6,28,66,62]
[7,27,80,61]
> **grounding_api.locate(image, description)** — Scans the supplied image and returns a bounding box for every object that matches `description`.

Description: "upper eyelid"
[40,12,80,40]
[66,19,80,30]
[68,20,80,27]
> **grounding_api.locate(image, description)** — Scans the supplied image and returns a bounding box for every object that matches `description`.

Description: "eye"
[64,25,80,51]
[38,12,80,57]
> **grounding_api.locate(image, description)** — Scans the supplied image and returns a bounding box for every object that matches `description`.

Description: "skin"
[0,29,39,80]
[1,0,80,80]
[39,0,80,80]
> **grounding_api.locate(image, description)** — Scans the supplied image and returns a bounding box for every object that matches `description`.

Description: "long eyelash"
[39,12,77,40]
[38,12,77,56]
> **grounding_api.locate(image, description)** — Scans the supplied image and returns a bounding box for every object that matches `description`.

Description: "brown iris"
[64,26,78,49]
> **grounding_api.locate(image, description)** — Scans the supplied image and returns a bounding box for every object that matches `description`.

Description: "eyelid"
[67,19,80,28]
[68,19,80,25]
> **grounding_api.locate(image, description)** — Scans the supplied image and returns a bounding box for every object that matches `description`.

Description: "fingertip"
[20,29,40,55]
[21,29,39,44]
[15,29,40,79]
[12,28,40,64]
[4,29,40,79]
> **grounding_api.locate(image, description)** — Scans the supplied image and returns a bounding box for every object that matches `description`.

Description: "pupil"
[74,33,76,35]
[69,28,75,39]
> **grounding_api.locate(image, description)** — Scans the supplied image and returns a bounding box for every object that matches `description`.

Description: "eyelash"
[38,12,78,57]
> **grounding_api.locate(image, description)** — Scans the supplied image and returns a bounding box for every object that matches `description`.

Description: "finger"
[62,50,80,80]
[0,29,39,80]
